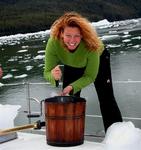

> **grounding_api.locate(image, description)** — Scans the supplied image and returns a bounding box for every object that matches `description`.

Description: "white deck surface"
[0,132,105,150]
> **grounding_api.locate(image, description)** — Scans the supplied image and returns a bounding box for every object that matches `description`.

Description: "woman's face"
[61,26,82,51]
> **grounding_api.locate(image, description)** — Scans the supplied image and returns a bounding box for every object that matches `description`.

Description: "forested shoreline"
[0,0,141,36]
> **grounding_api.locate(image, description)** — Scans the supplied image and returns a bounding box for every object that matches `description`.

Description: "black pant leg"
[94,48,122,132]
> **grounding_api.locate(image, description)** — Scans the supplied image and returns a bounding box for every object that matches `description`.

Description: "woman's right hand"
[51,65,62,81]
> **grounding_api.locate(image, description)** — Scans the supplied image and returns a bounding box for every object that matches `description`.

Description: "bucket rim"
[44,96,86,103]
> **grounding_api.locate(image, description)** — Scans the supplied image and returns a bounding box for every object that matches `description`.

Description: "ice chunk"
[103,121,141,150]
[0,104,21,129]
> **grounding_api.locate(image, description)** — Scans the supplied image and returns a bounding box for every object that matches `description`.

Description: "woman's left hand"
[60,85,73,96]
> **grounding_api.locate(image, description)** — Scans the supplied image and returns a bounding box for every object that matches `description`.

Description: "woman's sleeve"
[43,38,59,85]
[70,51,100,94]
[71,41,104,94]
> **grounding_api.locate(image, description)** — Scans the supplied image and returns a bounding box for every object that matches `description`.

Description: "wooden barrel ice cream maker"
[42,96,86,147]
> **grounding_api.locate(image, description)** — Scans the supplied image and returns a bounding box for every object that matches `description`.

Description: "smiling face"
[61,26,82,51]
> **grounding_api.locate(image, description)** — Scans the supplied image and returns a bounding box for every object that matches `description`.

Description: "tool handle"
[0,124,35,136]
[0,120,45,136]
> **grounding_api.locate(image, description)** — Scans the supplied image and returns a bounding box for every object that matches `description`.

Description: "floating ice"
[21,45,29,49]
[37,50,45,54]
[2,73,13,79]
[34,55,45,60]
[122,39,131,43]
[122,34,131,38]
[8,58,17,62]
[124,31,129,35]
[107,44,122,48]
[17,49,28,53]
[38,64,44,67]
[132,45,140,48]
[132,36,141,40]
[109,30,118,34]
[14,74,28,79]
[101,35,120,41]
[0,82,4,87]
[103,121,141,150]
[25,65,33,71]
[11,69,18,72]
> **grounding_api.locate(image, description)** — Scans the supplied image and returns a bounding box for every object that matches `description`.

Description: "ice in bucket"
[0,104,21,129]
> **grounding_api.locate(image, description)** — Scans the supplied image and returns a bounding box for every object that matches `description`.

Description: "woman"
[44,12,122,131]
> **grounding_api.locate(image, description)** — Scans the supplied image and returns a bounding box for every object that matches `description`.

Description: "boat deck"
[0,132,105,150]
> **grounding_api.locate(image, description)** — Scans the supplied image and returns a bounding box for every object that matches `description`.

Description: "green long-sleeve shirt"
[44,37,104,94]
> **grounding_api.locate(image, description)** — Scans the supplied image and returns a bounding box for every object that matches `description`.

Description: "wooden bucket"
[44,96,86,146]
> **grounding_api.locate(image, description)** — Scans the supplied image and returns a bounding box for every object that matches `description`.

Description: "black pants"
[94,49,122,131]
[63,48,122,132]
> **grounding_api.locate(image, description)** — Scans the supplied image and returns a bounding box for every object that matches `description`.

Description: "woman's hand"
[61,85,73,96]
[51,65,62,81]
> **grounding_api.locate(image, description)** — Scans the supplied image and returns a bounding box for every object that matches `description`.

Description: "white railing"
[1,80,141,122]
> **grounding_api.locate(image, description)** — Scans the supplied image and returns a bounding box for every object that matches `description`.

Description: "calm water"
[0,18,141,135]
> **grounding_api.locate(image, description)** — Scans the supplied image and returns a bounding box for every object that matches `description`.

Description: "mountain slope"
[0,0,141,36]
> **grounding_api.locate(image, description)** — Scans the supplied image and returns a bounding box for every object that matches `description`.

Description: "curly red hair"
[50,12,101,51]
